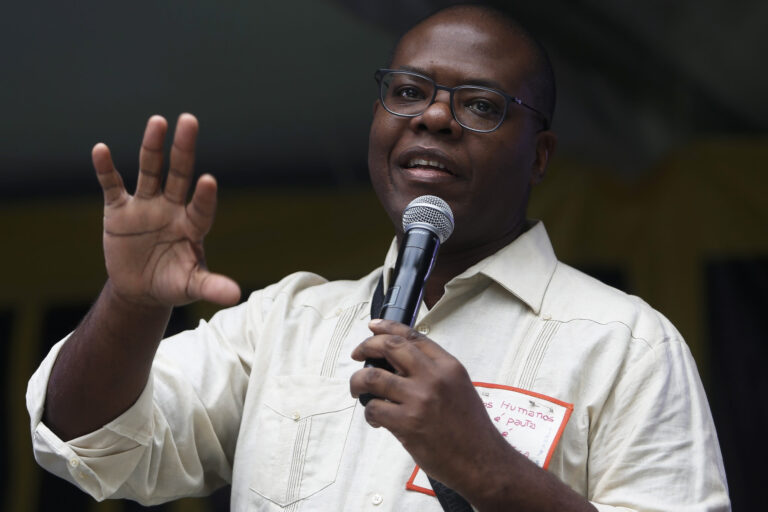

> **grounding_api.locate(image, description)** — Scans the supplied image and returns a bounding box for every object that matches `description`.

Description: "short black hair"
[389,3,556,127]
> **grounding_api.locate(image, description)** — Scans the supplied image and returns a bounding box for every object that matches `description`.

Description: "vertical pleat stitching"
[517,320,559,389]
[285,417,311,507]
[321,303,365,378]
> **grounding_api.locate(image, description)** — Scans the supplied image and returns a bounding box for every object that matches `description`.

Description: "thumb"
[187,268,241,305]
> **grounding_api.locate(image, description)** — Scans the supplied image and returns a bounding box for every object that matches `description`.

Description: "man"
[27,5,729,511]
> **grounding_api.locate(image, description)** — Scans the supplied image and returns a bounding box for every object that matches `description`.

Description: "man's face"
[368,16,553,252]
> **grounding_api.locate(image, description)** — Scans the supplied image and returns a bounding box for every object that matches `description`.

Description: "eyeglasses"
[375,68,549,133]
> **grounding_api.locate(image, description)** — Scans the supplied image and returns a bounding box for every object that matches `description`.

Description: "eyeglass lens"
[380,71,506,132]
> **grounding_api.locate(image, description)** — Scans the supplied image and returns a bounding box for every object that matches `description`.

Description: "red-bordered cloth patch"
[406,382,574,497]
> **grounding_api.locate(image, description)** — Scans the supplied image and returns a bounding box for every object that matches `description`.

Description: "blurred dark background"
[1,1,765,510]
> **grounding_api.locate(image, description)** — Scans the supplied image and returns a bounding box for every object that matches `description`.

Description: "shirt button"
[416,324,430,335]
[69,459,79,468]
[335,308,343,316]
[292,411,301,421]
[371,493,383,505]
[542,313,551,321]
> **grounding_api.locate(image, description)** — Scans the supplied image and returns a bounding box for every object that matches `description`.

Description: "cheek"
[367,122,388,185]
[368,113,396,163]
[367,118,396,213]
[367,111,405,191]
[468,140,533,213]
[491,136,538,188]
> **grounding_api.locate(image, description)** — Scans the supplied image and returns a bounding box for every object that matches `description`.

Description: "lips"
[397,147,458,177]
[406,158,449,171]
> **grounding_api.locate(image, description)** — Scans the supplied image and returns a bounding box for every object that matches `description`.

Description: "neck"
[421,220,528,309]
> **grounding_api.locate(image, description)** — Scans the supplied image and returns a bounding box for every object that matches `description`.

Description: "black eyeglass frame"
[374,68,550,133]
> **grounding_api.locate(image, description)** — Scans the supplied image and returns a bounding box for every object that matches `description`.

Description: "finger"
[164,113,199,204]
[362,396,402,429]
[186,268,241,306]
[186,174,217,238]
[351,333,430,377]
[92,143,127,207]
[136,115,168,198]
[350,367,410,403]
[369,318,448,359]
[368,318,423,339]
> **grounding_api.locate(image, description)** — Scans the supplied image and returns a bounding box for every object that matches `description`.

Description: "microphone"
[360,195,454,405]
[360,196,472,512]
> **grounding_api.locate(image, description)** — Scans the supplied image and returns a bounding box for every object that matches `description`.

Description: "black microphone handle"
[380,227,440,325]
[360,227,439,405]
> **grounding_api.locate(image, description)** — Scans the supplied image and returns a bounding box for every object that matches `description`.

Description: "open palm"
[93,114,240,307]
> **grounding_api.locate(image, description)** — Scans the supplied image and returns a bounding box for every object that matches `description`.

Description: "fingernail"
[369,318,382,326]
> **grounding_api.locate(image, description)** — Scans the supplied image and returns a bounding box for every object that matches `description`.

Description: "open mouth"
[401,157,456,176]
[404,158,451,173]
[396,147,460,180]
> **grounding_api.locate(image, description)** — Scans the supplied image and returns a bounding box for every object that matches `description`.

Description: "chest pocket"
[249,374,356,507]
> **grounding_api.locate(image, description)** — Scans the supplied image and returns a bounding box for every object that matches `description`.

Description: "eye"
[466,98,501,116]
[456,87,506,121]
[394,85,427,101]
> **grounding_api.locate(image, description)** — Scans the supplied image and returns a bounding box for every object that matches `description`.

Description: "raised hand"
[43,114,241,441]
[93,113,240,307]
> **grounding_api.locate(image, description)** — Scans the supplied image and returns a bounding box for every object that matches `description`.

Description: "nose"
[410,90,462,138]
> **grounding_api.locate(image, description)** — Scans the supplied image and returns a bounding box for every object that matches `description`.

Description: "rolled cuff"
[27,337,156,501]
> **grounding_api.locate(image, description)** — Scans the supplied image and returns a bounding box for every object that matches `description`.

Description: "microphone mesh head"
[402,195,454,243]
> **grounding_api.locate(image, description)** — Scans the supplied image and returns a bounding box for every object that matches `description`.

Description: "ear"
[372,99,381,116]
[531,130,557,185]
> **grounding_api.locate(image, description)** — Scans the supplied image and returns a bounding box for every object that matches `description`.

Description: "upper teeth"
[409,159,446,170]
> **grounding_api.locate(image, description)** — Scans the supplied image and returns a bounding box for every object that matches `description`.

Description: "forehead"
[392,17,534,92]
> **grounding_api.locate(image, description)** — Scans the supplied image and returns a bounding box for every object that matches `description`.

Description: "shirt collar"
[381,220,557,315]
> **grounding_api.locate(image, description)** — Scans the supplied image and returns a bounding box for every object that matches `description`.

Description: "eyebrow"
[395,65,507,91]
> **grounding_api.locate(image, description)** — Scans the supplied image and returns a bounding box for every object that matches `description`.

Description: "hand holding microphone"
[360,195,453,405]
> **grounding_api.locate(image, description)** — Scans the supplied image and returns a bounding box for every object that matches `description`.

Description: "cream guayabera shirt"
[27,222,730,511]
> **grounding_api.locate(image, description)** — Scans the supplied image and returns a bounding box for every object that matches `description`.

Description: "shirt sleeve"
[586,338,730,512]
[26,300,257,505]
